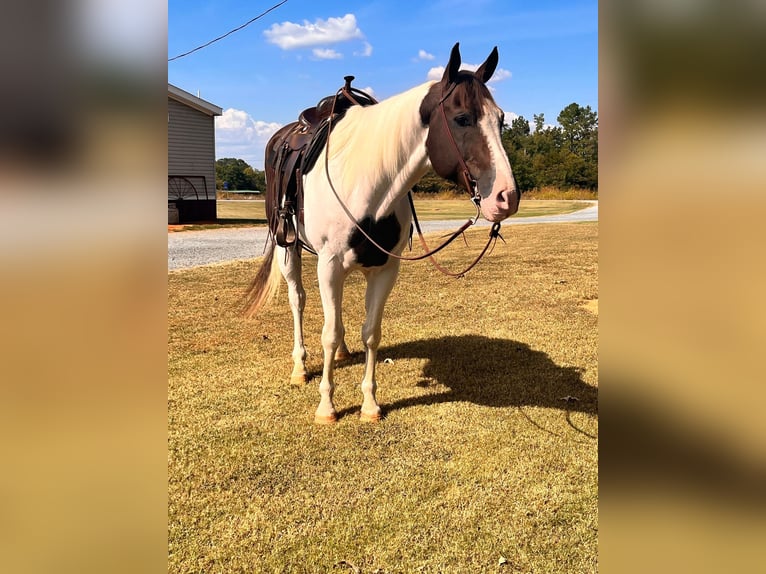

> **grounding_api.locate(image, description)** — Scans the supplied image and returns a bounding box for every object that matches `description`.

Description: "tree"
[509,116,530,139]
[215,158,251,190]
[413,169,459,194]
[504,105,599,192]
[215,158,266,191]
[501,115,535,193]
[557,103,598,189]
[557,103,598,158]
[244,166,266,191]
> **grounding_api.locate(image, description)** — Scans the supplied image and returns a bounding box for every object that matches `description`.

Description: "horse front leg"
[276,245,307,384]
[315,255,346,424]
[360,260,401,422]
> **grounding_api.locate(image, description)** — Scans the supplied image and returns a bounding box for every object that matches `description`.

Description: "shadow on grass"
[324,335,597,422]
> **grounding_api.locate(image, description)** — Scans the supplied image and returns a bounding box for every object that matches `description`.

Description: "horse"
[244,43,520,424]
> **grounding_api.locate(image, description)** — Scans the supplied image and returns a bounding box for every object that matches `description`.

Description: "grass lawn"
[410,198,590,220]
[168,222,598,573]
[181,198,591,231]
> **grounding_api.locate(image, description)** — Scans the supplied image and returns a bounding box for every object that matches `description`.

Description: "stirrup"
[275,210,297,247]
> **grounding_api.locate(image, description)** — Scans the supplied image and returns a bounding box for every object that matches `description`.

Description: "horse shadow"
[323,335,597,427]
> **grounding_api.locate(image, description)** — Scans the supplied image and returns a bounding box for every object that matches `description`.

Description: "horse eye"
[454,114,473,127]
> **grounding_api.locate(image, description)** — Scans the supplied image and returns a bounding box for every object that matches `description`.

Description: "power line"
[168,0,289,62]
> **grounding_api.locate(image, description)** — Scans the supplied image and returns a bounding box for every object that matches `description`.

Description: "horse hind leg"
[276,245,308,385]
[314,254,346,424]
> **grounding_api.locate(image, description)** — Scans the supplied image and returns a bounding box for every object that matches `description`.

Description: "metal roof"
[168,83,222,116]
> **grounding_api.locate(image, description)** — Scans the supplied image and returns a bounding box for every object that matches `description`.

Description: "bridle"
[437,81,482,212]
[322,78,503,277]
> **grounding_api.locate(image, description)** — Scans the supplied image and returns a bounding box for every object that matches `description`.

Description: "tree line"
[502,102,598,192]
[215,158,265,192]
[216,102,597,194]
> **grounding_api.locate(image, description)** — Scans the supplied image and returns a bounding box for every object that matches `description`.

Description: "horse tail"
[243,239,281,319]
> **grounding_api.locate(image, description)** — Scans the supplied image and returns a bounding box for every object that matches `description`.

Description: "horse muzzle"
[480,187,519,222]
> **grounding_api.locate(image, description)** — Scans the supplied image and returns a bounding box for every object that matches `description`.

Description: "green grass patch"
[169,222,598,573]
[214,200,268,225]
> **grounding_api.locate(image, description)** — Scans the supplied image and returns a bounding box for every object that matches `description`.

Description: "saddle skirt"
[265,77,377,247]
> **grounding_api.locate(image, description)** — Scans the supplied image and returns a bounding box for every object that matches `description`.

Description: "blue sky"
[168,0,597,169]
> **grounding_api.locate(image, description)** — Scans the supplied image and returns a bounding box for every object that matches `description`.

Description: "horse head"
[420,43,519,223]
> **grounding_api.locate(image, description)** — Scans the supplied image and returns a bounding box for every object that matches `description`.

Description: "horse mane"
[323,81,437,195]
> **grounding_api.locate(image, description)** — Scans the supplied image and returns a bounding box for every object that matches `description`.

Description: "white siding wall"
[168,97,216,199]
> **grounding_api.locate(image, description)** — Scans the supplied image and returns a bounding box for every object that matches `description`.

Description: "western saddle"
[265,76,377,247]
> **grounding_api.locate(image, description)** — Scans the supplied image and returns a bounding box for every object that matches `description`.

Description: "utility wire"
[168,0,289,62]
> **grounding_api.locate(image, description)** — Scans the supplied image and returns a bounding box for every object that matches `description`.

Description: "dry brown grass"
[420,188,598,201]
[168,222,598,573]
[410,198,590,220]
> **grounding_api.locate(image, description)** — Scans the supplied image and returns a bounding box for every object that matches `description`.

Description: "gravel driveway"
[168,201,598,271]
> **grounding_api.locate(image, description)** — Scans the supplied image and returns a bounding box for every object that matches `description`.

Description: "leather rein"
[322,80,504,278]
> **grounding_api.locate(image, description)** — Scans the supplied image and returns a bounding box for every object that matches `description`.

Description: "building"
[168,84,223,223]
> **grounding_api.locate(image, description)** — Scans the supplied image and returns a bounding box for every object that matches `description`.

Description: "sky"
[168,0,597,170]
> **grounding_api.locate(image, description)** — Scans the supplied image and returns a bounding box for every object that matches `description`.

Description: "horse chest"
[347,212,402,268]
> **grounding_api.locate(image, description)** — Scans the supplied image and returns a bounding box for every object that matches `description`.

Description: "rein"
[408,193,503,277]
[322,80,502,277]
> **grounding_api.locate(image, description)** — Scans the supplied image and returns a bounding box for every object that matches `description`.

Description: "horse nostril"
[501,188,519,215]
[497,190,512,209]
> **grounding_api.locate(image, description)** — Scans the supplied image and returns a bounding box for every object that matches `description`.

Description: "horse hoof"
[290,374,308,385]
[360,411,382,423]
[314,413,337,425]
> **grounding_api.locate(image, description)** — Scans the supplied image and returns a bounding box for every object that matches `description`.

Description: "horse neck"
[328,82,435,216]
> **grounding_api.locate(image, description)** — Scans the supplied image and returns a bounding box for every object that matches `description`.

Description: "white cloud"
[354,41,373,57]
[502,110,530,131]
[489,68,512,83]
[427,66,444,81]
[359,86,377,99]
[426,64,511,83]
[313,48,342,60]
[215,108,282,170]
[263,13,364,50]
[417,49,435,61]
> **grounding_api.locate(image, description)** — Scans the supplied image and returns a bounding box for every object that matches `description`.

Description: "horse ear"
[442,42,461,84]
[474,46,499,83]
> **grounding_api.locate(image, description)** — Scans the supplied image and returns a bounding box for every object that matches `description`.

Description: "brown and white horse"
[245,43,519,423]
